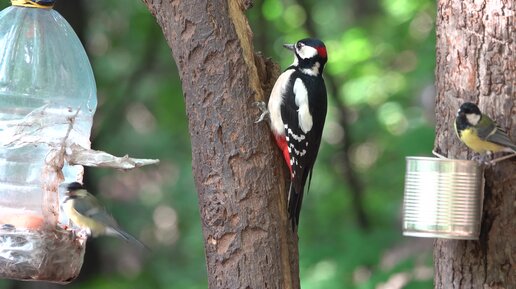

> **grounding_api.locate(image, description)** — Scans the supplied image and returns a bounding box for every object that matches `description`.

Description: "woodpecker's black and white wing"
[281,70,327,227]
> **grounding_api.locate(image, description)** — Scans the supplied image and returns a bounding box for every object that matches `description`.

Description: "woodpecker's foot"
[254,101,269,123]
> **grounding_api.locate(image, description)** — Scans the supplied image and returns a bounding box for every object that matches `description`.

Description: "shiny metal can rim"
[405,156,482,166]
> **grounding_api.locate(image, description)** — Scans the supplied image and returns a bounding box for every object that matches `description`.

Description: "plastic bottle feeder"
[0,1,96,282]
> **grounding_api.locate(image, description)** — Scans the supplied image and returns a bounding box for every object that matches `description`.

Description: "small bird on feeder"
[455,102,516,163]
[62,182,147,250]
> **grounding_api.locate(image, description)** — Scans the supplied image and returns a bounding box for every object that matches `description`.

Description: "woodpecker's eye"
[296,42,303,50]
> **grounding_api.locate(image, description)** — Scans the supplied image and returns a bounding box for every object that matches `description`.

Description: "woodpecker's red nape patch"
[274,135,293,174]
[316,46,327,58]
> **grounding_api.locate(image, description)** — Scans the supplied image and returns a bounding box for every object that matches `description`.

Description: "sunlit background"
[0,0,436,288]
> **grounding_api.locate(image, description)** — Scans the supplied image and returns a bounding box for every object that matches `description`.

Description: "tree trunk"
[143,1,300,288]
[434,0,515,288]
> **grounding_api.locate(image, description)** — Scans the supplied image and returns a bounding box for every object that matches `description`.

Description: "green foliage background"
[0,0,436,288]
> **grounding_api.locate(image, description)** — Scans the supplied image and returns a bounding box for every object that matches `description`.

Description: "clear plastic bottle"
[0,4,96,282]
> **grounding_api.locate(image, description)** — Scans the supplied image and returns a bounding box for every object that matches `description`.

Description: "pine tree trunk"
[434,0,515,288]
[143,1,300,288]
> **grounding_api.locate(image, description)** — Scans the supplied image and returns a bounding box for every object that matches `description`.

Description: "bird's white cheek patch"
[466,113,481,126]
[297,45,318,59]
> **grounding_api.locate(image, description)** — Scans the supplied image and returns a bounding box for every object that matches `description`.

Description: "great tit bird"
[454,102,516,155]
[63,182,147,249]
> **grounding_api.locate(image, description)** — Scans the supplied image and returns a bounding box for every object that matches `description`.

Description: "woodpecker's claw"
[254,101,269,123]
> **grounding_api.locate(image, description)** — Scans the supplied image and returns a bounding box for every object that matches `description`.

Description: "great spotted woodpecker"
[256,38,327,228]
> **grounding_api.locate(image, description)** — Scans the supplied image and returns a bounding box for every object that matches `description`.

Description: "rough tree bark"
[434,0,515,288]
[143,1,300,289]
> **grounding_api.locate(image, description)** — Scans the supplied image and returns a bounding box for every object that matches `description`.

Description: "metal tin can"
[402,157,484,240]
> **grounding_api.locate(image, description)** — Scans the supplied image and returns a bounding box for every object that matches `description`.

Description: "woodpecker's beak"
[283,43,295,51]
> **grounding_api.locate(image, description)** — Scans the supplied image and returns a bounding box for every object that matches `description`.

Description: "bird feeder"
[0,0,94,282]
[402,157,484,240]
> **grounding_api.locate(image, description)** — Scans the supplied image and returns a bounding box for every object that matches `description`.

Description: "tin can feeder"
[402,157,484,240]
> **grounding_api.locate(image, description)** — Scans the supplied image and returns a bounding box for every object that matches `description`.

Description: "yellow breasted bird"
[454,102,516,155]
[63,182,147,249]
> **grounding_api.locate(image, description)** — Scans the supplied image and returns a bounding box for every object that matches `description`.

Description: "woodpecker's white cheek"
[268,69,295,135]
[293,79,313,133]
[296,45,318,59]
[466,113,481,125]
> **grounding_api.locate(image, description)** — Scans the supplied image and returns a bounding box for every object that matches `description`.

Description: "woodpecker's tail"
[287,167,314,230]
[287,182,304,230]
